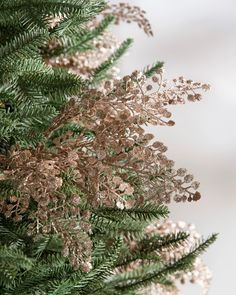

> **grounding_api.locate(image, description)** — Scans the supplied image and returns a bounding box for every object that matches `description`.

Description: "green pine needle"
[93,203,169,223]
[143,61,164,78]
[92,38,134,83]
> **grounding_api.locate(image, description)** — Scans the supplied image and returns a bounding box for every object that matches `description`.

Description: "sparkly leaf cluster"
[0,1,216,294]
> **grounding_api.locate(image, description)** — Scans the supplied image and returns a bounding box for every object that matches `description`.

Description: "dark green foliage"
[93,203,169,222]
[0,29,48,60]
[115,232,190,268]
[0,216,217,294]
[0,0,106,30]
[0,138,14,155]
[46,122,95,147]
[143,61,164,78]
[89,204,169,243]
[110,235,217,293]
[0,1,216,294]
[0,0,106,149]
[0,245,34,290]
[50,14,115,56]
[92,38,134,83]
[0,179,18,199]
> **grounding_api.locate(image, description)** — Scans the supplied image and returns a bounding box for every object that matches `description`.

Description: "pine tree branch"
[0,0,106,19]
[115,232,189,268]
[52,15,115,56]
[93,203,169,223]
[92,38,133,83]
[0,30,49,61]
[113,234,218,292]
[143,61,164,78]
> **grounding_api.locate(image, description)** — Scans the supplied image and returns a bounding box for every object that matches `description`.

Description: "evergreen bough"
[0,1,216,294]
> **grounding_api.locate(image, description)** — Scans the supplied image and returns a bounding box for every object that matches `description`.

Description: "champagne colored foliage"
[0,1,216,294]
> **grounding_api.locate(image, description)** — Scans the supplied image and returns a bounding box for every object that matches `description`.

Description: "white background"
[110,0,236,294]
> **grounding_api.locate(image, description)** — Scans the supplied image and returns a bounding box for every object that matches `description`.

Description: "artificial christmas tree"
[0,1,216,294]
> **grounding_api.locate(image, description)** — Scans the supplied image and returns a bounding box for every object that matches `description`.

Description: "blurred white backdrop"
[110,0,236,294]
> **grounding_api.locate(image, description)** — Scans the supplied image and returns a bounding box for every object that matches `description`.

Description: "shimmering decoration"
[0,70,208,270]
[0,5,211,274]
[103,2,153,36]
